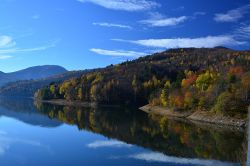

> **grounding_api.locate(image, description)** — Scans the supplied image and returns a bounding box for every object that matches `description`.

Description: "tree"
[196,71,217,91]
[241,72,250,101]
[90,84,98,101]
[160,80,171,107]
[132,75,138,103]
[35,88,52,100]
[181,71,197,88]
[77,87,83,101]
[184,91,197,109]
[213,91,247,116]
[213,92,232,114]
[229,66,244,77]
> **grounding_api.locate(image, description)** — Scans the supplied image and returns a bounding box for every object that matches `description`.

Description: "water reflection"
[34,101,247,165]
[0,97,247,166]
[0,97,62,127]
[126,152,238,166]
[0,129,52,156]
[87,140,132,148]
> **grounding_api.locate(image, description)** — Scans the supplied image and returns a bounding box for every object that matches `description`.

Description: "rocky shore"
[140,104,247,127]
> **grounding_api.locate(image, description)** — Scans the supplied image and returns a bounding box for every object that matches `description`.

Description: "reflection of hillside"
[0,97,62,127]
[35,102,247,164]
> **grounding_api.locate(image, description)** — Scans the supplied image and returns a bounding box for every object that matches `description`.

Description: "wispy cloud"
[193,12,206,16]
[32,14,40,20]
[140,12,188,27]
[0,55,12,60]
[214,4,250,22]
[141,16,187,27]
[87,140,132,148]
[172,6,185,11]
[0,129,53,156]
[90,48,148,57]
[113,35,245,48]
[0,36,15,48]
[77,0,160,11]
[128,152,237,166]
[93,22,132,29]
[0,35,57,59]
[190,12,206,20]
[0,42,57,54]
[235,24,250,38]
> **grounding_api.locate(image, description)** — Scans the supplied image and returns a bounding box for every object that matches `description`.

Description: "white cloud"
[128,152,237,166]
[140,12,188,27]
[90,48,148,57]
[113,35,245,48]
[87,140,132,148]
[0,36,15,48]
[0,35,57,59]
[236,24,250,38]
[214,4,250,22]
[77,0,160,11]
[0,130,9,155]
[0,130,52,156]
[93,22,132,29]
[140,16,188,27]
[0,42,56,54]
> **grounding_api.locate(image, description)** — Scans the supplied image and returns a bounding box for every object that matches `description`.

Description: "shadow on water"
[34,101,248,166]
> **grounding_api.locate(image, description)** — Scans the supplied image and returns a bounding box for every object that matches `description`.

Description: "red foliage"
[229,66,244,77]
[182,73,197,88]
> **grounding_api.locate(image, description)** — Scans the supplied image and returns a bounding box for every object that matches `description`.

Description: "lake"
[0,97,247,166]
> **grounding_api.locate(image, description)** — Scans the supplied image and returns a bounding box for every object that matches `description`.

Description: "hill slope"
[0,65,67,87]
[0,70,93,97]
[35,47,250,118]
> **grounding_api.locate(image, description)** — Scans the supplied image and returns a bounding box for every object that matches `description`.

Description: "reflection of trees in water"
[35,102,247,164]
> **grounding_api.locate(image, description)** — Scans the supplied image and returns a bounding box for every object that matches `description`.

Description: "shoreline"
[139,104,248,127]
[35,99,248,127]
[35,99,120,108]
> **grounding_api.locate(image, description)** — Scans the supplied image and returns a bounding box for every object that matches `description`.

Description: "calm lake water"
[0,98,247,166]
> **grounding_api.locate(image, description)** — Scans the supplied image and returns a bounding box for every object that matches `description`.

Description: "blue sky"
[0,0,249,72]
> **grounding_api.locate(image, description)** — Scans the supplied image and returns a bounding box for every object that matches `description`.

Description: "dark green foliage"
[35,88,52,100]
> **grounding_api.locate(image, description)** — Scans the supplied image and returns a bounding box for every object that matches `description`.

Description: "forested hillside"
[35,47,250,117]
[0,70,91,97]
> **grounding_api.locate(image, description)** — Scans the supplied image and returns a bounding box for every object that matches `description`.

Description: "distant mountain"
[0,65,67,87]
[0,69,96,97]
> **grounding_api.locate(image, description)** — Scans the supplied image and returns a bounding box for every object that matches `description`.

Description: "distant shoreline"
[35,99,248,127]
[139,104,248,127]
[35,99,120,108]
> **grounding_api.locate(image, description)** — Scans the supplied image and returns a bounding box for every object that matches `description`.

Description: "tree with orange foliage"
[229,66,244,78]
[181,71,197,89]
